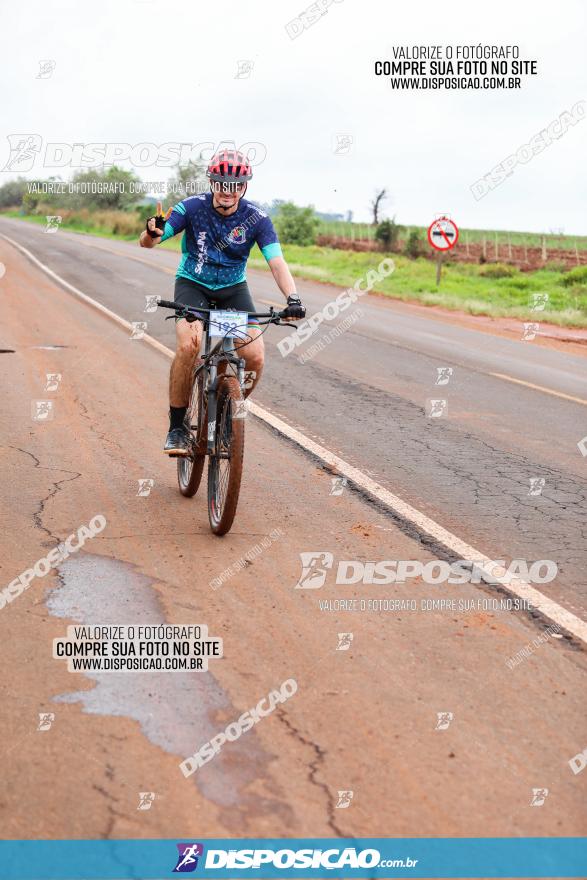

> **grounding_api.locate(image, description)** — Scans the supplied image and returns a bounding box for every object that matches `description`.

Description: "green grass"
[3,212,586,327]
[248,245,587,327]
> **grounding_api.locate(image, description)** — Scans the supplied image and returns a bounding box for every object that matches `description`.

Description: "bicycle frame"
[157,298,293,458]
[194,325,246,455]
[157,297,300,534]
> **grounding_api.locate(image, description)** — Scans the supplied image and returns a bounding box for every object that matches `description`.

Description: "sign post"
[427,216,459,287]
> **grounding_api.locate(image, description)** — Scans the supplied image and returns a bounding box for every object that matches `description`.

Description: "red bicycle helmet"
[207,149,253,183]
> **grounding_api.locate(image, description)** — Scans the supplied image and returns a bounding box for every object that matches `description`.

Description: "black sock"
[170,406,187,430]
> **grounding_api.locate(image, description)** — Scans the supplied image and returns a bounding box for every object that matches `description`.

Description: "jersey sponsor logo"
[228,225,247,245]
[195,231,207,274]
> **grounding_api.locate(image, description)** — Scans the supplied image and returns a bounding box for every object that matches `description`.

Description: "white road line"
[1,233,172,359]
[3,231,586,645]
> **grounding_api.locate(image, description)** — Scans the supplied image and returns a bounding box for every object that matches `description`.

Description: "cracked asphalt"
[0,222,586,841]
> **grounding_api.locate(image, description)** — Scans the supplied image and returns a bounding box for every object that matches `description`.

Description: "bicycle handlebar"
[156,299,291,322]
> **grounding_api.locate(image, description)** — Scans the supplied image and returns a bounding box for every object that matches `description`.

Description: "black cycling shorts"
[174,276,260,326]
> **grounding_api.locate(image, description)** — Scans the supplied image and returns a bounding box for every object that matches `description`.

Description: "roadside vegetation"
[1,171,585,327]
[247,246,587,328]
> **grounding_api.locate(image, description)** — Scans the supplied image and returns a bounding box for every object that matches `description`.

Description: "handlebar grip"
[158,299,178,309]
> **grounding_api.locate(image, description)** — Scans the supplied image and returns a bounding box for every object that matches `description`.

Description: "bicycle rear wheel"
[177,369,206,497]
[207,375,245,535]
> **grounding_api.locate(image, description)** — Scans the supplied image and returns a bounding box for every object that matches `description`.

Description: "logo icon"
[45,372,62,392]
[295,552,334,589]
[173,843,204,873]
[228,225,247,245]
[426,398,448,418]
[137,792,156,810]
[235,60,254,79]
[37,60,56,79]
[44,215,62,234]
[3,134,43,171]
[332,133,354,156]
[435,711,454,731]
[37,712,55,731]
[335,790,354,809]
[336,632,353,651]
[530,788,549,807]
[435,367,453,386]
[137,479,154,497]
[578,436,587,458]
[144,294,160,313]
[530,293,549,312]
[528,477,545,496]
[130,322,148,340]
[330,476,347,496]
[233,399,248,419]
[522,322,539,341]
[32,400,54,421]
[242,370,256,391]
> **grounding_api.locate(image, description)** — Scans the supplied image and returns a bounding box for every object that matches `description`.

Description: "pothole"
[47,552,283,822]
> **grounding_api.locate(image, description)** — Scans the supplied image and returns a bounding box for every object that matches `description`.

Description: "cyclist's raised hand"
[145,201,172,239]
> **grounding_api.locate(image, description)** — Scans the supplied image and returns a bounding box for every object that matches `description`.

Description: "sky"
[2,0,586,234]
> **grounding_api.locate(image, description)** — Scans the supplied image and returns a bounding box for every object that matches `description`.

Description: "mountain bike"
[158,300,291,536]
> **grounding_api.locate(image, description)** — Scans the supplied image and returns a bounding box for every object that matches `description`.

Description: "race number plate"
[209,310,249,339]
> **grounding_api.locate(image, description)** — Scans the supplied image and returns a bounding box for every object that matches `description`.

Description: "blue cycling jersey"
[160,192,282,290]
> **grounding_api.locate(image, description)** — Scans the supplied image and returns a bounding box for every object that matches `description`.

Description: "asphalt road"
[0,219,585,841]
[2,217,586,617]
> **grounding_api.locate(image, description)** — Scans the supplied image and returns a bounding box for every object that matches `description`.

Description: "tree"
[404,228,422,258]
[167,159,207,202]
[19,176,64,213]
[370,188,387,225]
[375,217,402,251]
[0,177,29,208]
[273,202,319,246]
[67,166,143,210]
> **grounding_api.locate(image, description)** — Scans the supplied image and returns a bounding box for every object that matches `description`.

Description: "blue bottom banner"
[0,837,586,879]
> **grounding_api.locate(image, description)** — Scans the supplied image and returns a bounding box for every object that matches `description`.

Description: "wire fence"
[317,222,587,266]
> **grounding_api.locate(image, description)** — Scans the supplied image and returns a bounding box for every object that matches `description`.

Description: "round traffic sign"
[428,217,459,251]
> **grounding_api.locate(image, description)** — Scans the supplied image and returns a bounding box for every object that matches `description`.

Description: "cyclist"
[140,148,306,455]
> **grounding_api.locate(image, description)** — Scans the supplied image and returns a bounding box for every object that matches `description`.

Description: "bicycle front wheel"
[207,376,245,535]
[177,369,206,498]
